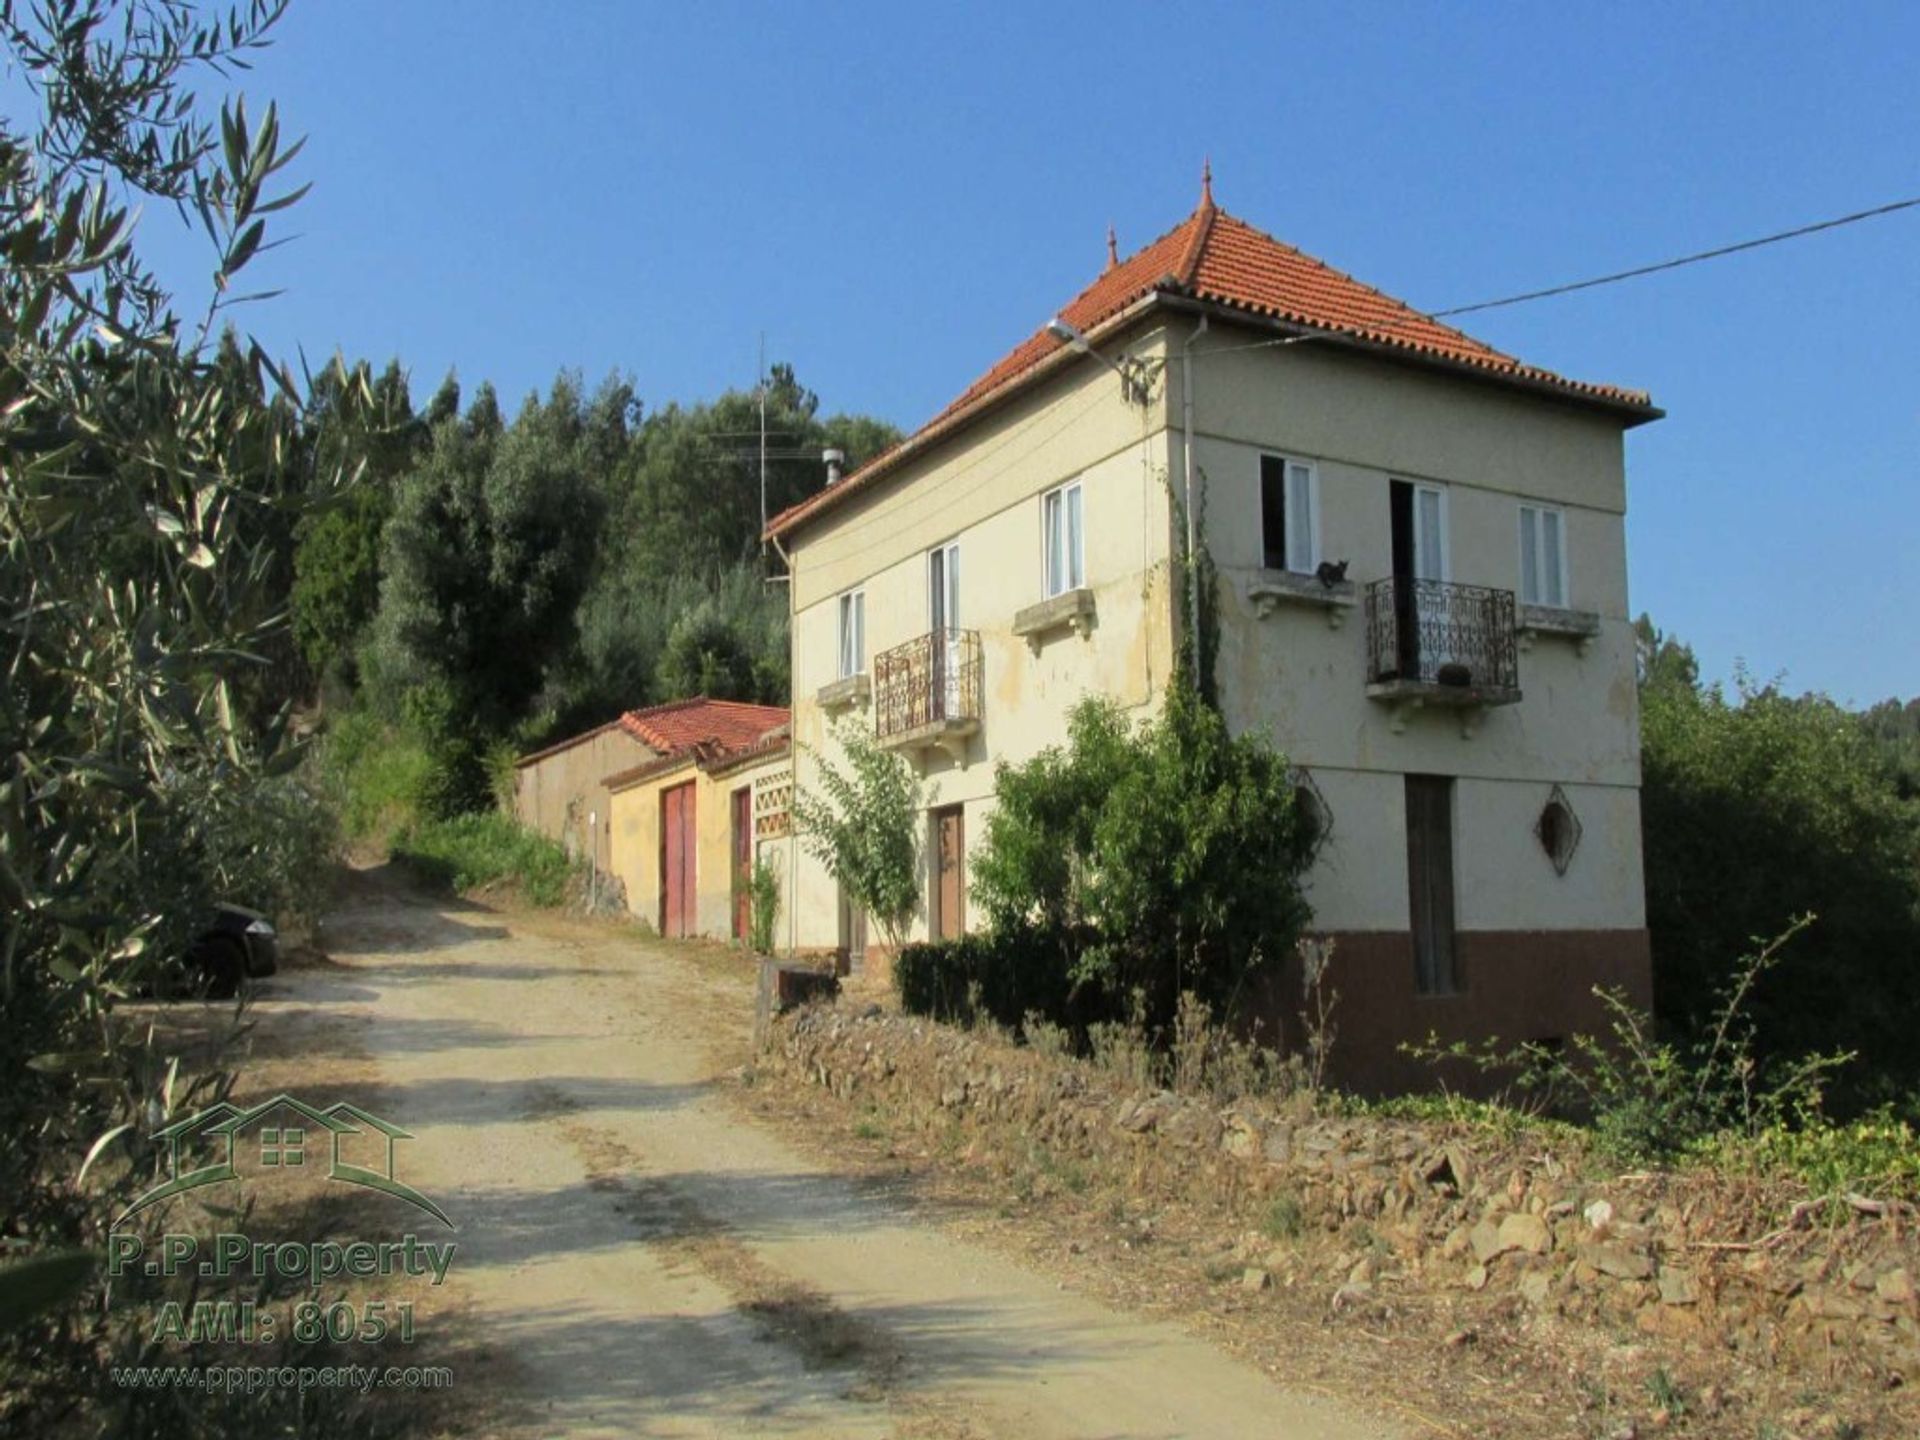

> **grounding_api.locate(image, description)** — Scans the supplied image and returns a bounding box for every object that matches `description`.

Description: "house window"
[1405,775,1459,996]
[836,590,865,679]
[1043,481,1085,597]
[1260,455,1319,574]
[1391,478,1449,583]
[1536,785,1582,875]
[929,542,960,633]
[1518,504,1568,608]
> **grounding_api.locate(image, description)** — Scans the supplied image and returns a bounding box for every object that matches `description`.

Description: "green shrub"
[655,599,763,703]
[1412,919,1850,1167]
[316,709,436,844]
[971,688,1318,1031]
[1700,1111,1920,1202]
[748,857,782,954]
[392,813,579,907]
[894,930,1083,1030]
[166,768,339,931]
[1639,639,1920,1113]
[1262,1194,1305,1241]
[794,723,921,952]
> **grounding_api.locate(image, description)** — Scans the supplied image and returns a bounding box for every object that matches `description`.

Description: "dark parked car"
[185,904,279,996]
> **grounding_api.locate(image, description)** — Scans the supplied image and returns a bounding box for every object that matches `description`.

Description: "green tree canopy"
[1638,627,1920,1112]
[290,356,430,680]
[1,2,355,1423]
[368,377,603,731]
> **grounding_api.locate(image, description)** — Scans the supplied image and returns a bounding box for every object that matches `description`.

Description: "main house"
[764,172,1662,1089]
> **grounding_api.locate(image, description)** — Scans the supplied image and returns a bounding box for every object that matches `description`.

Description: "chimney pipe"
[822,447,845,486]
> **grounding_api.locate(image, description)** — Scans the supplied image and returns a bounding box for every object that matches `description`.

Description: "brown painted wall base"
[1252,928,1653,1097]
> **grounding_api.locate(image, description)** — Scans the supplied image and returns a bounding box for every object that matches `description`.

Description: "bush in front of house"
[894,929,1090,1030]
[955,688,1318,1034]
[749,857,782,954]
[794,722,922,953]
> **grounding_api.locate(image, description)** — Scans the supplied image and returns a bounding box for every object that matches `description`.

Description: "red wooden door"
[660,782,697,938]
[731,786,752,943]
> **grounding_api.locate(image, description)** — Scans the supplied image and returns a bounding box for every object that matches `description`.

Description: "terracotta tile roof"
[703,728,791,779]
[600,752,697,794]
[767,184,1656,542]
[601,726,791,794]
[616,696,790,757]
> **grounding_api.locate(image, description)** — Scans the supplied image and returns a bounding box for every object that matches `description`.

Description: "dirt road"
[251,873,1406,1439]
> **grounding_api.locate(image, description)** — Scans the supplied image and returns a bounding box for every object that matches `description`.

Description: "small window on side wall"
[1535,784,1581,875]
[1260,455,1318,574]
[837,590,865,679]
[1291,769,1332,857]
[1043,481,1084,598]
[1519,504,1568,608]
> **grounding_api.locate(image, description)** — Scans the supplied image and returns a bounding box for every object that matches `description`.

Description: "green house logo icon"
[116,1094,453,1229]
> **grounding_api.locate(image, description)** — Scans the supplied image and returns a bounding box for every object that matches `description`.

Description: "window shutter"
[1542,509,1564,606]
[1520,507,1540,604]
[1416,488,1444,580]
[1287,462,1314,572]
[1066,484,1084,589]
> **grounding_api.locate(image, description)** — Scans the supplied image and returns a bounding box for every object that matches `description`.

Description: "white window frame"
[1260,454,1321,575]
[836,589,865,679]
[1411,481,1449,583]
[928,541,960,633]
[1517,503,1570,609]
[1042,480,1085,598]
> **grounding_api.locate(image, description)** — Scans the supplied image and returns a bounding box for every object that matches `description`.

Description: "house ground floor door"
[837,881,867,976]
[660,782,697,939]
[730,786,752,943]
[931,804,966,941]
[1405,774,1458,995]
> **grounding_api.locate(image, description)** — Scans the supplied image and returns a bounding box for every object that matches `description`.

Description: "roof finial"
[1105,222,1118,270]
[1201,156,1214,207]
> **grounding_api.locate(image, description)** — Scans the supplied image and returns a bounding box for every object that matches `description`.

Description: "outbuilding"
[599,699,792,943]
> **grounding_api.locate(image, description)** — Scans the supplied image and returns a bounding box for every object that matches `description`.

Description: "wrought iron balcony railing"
[1364,577,1520,699]
[873,628,983,747]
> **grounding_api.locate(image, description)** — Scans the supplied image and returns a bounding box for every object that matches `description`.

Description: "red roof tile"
[768,188,1655,541]
[601,727,791,794]
[617,697,790,757]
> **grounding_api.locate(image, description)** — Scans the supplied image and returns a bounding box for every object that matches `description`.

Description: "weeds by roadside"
[390,813,581,908]
[1399,918,1920,1204]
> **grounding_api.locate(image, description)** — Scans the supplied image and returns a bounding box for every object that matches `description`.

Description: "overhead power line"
[1431,194,1920,318]
[1179,192,1920,366]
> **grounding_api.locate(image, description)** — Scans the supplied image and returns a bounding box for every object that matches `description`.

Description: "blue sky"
[116,2,1920,702]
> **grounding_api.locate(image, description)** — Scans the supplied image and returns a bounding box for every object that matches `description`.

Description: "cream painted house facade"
[766,180,1661,1088]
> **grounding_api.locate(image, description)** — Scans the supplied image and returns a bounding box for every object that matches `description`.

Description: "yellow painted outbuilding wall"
[604,747,792,944]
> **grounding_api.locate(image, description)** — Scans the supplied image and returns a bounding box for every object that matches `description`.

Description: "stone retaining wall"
[764,1005,1920,1385]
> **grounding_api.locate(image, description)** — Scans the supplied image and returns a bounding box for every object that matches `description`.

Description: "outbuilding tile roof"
[617,697,790,757]
[767,176,1655,541]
